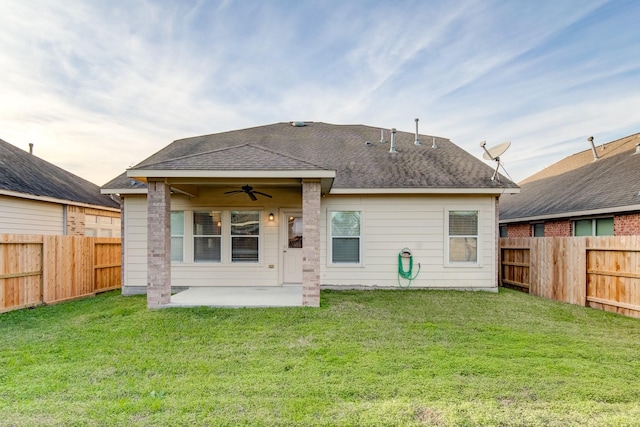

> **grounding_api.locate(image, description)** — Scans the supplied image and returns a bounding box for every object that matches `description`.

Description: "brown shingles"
[500,133,640,220]
[124,122,517,190]
[0,138,120,208]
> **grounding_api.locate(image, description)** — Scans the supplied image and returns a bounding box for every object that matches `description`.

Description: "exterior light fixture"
[269,213,275,221]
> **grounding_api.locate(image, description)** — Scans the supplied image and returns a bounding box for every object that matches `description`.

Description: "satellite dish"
[482,141,511,160]
[480,141,511,182]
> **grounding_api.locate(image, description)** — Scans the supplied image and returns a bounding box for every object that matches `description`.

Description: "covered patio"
[166,285,303,308]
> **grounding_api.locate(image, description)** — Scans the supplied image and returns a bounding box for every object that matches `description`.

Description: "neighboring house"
[0,138,121,236]
[500,133,640,237]
[101,122,519,307]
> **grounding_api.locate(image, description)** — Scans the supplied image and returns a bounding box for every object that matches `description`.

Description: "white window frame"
[573,217,614,237]
[170,209,262,265]
[230,210,261,264]
[444,208,481,267]
[328,210,363,267]
[170,210,185,263]
[193,210,222,263]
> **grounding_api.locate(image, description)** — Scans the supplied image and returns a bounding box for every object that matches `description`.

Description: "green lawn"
[1,289,639,426]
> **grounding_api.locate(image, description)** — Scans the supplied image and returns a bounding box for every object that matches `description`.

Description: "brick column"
[147,180,171,308]
[302,179,321,307]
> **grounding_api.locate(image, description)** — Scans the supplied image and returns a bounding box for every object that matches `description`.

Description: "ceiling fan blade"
[248,192,258,201]
[224,190,244,194]
[252,191,273,198]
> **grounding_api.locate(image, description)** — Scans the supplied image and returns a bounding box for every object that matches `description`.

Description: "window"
[330,211,361,264]
[193,211,221,262]
[448,210,478,263]
[231,211,260,263]
[574,218,614,236]
[532,223,545,237]
[499,225,508,238]
[170,211,184,262]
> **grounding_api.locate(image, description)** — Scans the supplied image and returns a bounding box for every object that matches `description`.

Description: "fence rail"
[500,236,640,319]
[0,234,121,313]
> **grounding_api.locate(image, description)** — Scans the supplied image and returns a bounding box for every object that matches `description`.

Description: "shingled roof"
[0,138,120,209]
[104,122,518,192]
[500,132,640,221]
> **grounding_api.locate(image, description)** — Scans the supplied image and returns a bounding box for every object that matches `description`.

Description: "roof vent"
[389,128,397,153]
[431,136,437,149]
[364,140,372,147]
[291,121,306,127]
[587,136,599,161]
[380,129,386,144]
[635,143,640,155]
[414,118,421,146]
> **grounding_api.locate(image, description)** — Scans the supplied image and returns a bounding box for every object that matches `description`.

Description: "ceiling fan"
[224,184,272,201]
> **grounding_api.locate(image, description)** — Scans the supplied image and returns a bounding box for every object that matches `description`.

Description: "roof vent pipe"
[390,128,397,153]
[28,143,33,155]
[380,129,386,144]
[431,136,437,149]
[587,136,599,161]
[414,118,421,146]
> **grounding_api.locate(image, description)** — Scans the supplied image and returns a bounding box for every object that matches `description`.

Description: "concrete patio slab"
[166,286,303,308]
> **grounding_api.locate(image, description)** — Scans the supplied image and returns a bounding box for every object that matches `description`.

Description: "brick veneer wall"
[147,180,171,308]
[615,213,640,235]
[506,223,531,237]
[66,205,86,236]
[544,220,572,237]
[302,180,321,307]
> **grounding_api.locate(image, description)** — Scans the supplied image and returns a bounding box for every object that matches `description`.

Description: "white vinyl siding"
[120,189,498,293]
[320,195,496,289]
[0,195,64,235]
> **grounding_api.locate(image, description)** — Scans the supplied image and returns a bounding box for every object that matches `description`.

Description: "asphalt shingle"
[0,138,120,208]
[117,122,517,191]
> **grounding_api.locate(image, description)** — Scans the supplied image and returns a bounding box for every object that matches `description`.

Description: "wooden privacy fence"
[0,234,121,313]
[500,236,640,318]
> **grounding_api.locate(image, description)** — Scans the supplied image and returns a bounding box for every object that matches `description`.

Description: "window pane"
[194,237,221,262]
[232,236,258,262]
[331,212,360,237]
[194,211,221,235]
[596,218,614,236]
[171,212,184,236]
[171,237,183,262]
[288,215,303,248]
[449,237,478,262]
[231,211,260,235]
[449,211,478,235]
[499,225,508,238]
[533,223,544,237]
[574,219,592,236]
[332,238,360,263]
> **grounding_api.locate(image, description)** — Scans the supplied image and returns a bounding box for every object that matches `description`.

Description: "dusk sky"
[2,0,639,186]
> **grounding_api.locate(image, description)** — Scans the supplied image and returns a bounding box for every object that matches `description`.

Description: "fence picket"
[500,236,640,319]
[0,235,121,313]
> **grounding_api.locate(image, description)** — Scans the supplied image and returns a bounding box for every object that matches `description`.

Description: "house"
[101,122,519,307]
[499,133,640,237]
[0,138,121,236]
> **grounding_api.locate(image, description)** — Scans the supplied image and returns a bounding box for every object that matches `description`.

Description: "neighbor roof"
[104,122,518,193]
[500,133,640,222]
[0,138,120,209]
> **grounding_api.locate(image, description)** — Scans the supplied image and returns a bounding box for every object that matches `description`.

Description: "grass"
[1,289,639,426]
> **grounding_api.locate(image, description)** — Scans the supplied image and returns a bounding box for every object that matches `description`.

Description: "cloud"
[0,0,638,186]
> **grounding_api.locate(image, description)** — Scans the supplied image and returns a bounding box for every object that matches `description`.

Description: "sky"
[1,0,639,186]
